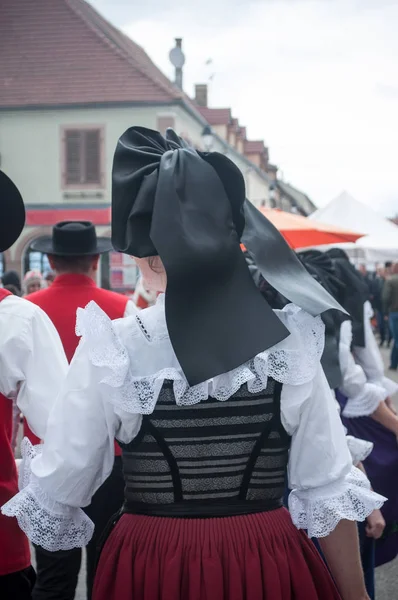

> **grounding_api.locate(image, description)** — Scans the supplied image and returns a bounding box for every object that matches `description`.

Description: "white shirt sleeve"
[353,301,398,398]
[283,364,385,538]
[123,299,138,317]
[0,297,68,440]
[339,319,387,417]
[2,311,142,552]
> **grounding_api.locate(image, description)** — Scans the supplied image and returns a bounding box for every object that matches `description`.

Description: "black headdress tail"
[325,249,370,348]
[298,250,346,390]
[112,126,345,386]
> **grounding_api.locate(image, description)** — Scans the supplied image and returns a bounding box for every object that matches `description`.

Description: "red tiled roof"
[0,0,186,107]
[196,107,232,125]
[244,140,265,153]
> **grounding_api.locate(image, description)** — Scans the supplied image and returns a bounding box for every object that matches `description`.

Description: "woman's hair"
[23,270,44,294]
[3,284,21,296]
[2,270,21,292]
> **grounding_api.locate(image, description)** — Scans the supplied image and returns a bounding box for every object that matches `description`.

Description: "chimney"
[169,38,185,90]
[195,84,208,107]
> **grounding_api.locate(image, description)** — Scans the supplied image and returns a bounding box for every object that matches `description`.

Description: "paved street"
[31,347,398,600]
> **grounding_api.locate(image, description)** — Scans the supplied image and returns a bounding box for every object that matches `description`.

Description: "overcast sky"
[91,0,398,215]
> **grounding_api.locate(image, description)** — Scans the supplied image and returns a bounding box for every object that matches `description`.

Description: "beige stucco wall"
[0,103,270,211]
[0,106,163,207]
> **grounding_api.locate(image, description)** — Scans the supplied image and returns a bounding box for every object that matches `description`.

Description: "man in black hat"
[25,221,136,600]
[0,171,67,600]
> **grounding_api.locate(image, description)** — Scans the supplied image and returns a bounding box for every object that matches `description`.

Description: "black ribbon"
[112,127,344,386]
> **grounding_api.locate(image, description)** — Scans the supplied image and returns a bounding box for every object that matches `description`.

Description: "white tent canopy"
[309,192,398,263]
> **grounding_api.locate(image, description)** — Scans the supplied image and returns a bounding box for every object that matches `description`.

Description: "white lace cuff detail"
[373,376,398,398]
[288,466,386,538]
[1,439,94,551]
[76,301,325,415]
[346,435,374,466]
[342,383,387,417]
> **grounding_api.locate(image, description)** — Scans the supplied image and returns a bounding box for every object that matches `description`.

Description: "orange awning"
[249,208,364,249]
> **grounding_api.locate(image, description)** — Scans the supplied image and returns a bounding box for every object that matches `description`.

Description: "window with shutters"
[156,116,175,135]
[61,126,104,188]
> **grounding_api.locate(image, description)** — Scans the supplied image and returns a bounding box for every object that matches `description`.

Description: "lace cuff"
[1,439,94,551]
[76,301,325,415]
[346,435,373,466]
[342,383,387,417]
[374,376,398,398]
[288,466,386,538]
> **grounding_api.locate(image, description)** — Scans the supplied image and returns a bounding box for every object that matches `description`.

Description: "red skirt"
[93,508,341,600]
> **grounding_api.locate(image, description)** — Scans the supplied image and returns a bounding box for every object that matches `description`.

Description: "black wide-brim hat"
[0,170,26,252]
[112,126,345,386]
[31,221,113,256]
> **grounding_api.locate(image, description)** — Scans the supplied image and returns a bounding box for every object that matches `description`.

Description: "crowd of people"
[0,127,397,600]
[360,263,398,370]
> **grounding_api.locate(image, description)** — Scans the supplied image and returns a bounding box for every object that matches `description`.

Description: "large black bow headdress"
[112,127,344,386]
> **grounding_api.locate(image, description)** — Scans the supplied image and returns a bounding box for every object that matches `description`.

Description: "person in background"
[23,271,44,296]
[383,263,398,371]
[385,261,393,278]
[372,267,392,348]
[24,221,136,600]
[132,274,158,309]
[44,272,55,287]
[1,271,21,296]
[331,256,398,568]
[0,170,67,600]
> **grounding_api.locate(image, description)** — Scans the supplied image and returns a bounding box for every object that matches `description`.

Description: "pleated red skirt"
[93,508,341,600]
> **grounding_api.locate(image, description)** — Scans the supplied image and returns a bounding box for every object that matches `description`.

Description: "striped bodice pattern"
[120,378,290,508]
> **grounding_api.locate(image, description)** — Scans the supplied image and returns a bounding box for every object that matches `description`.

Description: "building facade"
[1,0,313,287]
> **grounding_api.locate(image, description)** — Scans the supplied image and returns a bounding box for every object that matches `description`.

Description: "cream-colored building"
[0,0,307,287]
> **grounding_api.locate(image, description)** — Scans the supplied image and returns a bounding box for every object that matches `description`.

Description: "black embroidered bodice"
[119,378,290,517]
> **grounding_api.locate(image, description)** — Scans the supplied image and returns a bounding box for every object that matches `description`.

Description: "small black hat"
[0,171,26,252]
[31,221,113,256]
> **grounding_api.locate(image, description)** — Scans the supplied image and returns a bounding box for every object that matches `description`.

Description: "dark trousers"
[377,310,392,345]
[389,312,398,369]
[32,457,124,600]
[0,566,36,600]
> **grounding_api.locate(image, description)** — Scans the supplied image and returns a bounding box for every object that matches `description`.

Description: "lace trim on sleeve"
[342,383,387,417]
[1,439,94,551]
[345,436,373,466]
[372,376,398,398]
[288,466,386,538]
[76,301,325,415]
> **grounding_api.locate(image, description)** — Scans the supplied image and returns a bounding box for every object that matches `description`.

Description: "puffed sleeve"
[339,319,387,417]
[0,301,68,440]
[2,303,142,551]
[283,365,385,538]
[353,302,398,398]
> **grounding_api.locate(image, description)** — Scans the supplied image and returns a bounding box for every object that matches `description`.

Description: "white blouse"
[339,303,398,418]
[0,295,68,439]
[353,302,398,398]
[2,296,385,550]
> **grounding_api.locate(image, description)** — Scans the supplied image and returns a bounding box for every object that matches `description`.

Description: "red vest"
[0,289,31,575]
[25,274,129,456]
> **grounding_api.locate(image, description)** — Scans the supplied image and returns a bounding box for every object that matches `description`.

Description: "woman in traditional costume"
[3,128,385,600]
